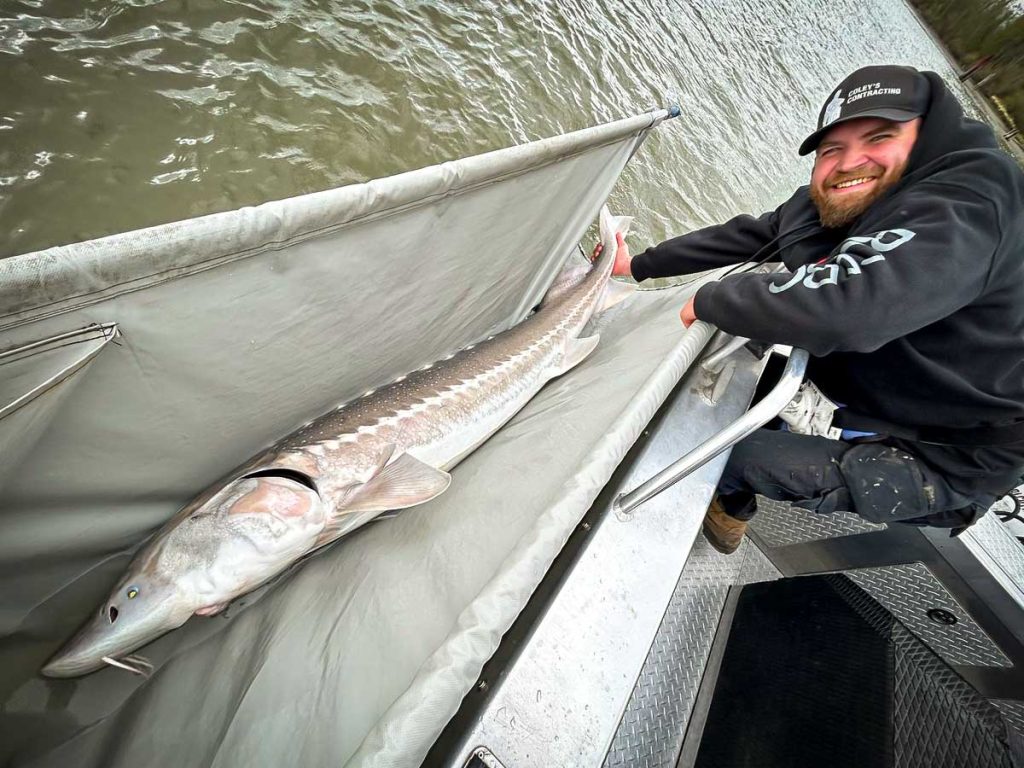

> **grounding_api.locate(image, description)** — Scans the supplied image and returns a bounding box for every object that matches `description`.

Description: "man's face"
[809,116,921,228]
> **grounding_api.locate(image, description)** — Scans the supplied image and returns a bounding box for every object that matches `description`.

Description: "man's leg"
[718,428,853,515]
[704,429,850,553]
[704,428,994,554]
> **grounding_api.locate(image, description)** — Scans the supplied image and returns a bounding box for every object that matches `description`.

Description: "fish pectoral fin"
[343,453,452,514]
[551,335,600,377]
[373,442,398,472]
[598,280,636,312]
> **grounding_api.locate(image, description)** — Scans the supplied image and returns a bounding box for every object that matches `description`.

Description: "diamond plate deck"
[749,496,886,548]
[829,575,1016,768]
[848,563,1011,668]
[991,699,1024,741]
[735,535,783,585]
[965,511,1024,604]
[602,537,780,768]
[892,626,1012,768]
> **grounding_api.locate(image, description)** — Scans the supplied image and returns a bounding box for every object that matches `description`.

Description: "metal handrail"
[613,347,810,516]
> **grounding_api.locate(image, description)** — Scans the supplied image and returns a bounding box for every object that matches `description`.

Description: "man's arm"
[689,183,1001,355]
[630,206,782,282]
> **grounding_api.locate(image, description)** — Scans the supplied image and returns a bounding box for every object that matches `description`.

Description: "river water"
[0,0,967,259]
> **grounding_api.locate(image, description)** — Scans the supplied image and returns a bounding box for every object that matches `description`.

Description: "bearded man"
[606,65,1024,553]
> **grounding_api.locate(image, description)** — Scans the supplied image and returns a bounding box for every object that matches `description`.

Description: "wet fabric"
[4,285,715,768]
[0,111,729,768]
[717,428,992,528]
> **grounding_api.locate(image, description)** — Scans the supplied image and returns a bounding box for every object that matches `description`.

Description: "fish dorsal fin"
[343,452,452,514]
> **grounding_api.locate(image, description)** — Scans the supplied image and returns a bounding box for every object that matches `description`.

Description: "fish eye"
[127,586,139,599]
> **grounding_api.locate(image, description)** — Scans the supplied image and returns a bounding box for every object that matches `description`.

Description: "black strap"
[832,409,1024,447]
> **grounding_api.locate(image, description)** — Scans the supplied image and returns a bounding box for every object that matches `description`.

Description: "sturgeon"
[42,207,634,677]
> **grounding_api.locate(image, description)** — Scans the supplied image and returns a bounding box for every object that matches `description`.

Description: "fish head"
[41,564,192,678]
[42,471,325,678]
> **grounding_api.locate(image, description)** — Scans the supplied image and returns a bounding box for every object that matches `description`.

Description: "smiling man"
[809,117,920,228]
[611,65,1024,553]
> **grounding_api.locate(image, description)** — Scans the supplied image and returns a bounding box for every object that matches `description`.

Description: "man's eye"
[871,133,894,142]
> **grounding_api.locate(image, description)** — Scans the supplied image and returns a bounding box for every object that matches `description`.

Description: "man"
[608,65,1024,553]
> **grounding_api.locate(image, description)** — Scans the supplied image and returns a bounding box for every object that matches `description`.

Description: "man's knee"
[838,443,937,523]
[722,432,989,529]
[791,486,852,515]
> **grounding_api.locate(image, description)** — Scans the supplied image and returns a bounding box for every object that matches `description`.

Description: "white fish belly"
[408,372,552,471]
[393,322,568,472]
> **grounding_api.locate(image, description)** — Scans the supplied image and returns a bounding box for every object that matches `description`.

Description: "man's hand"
[679,296,698,328]
[591,232,632,277]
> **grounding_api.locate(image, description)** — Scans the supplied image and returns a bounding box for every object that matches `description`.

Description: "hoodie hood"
[903,71,998,175]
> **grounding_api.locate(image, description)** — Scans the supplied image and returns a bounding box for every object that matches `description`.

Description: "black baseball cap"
[799,65,931,156]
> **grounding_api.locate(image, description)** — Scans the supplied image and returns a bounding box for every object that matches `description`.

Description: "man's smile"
[831,176,880,192]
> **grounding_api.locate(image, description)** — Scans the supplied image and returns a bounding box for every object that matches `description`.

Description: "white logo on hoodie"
[769,229,917,293]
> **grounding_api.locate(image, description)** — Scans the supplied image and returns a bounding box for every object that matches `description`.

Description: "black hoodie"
[630,72,1024,496]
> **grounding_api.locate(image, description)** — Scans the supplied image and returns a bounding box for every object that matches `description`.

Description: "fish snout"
[41,582,187,678]
[41,643,107,678]
[41,609,121,677]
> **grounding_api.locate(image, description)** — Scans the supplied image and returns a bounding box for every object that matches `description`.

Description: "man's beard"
[810,159,908,229]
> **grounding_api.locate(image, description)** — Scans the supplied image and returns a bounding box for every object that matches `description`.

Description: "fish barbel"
[42,207,634,677]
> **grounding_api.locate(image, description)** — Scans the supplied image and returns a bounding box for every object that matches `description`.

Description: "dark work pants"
[717,428,994,529]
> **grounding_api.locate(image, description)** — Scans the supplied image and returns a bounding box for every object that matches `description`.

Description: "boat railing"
[613,342,809,515]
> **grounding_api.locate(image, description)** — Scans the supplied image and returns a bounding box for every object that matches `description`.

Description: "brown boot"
[702,496,748,555]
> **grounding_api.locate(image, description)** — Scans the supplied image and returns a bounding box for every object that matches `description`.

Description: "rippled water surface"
[1,0,964,258]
